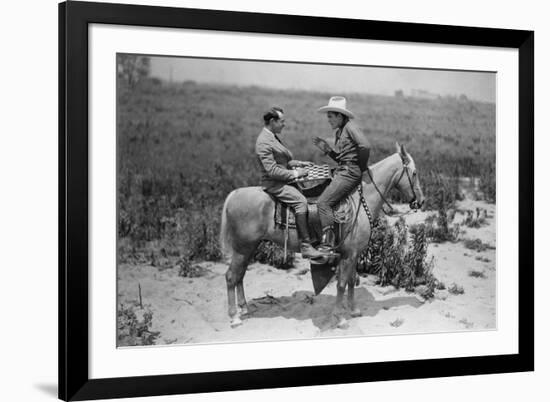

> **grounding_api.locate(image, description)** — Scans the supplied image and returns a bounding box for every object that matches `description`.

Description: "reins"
[331,157,419,250]
[365,160,418,219]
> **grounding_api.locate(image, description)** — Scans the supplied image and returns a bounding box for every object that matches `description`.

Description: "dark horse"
[220,143,425,328]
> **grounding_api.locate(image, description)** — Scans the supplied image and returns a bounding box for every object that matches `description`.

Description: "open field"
[117,79,495,260]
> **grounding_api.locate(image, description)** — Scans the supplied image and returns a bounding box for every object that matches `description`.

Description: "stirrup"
[317,244,335,253]
[310,253,340,266]
[319,227,336,252]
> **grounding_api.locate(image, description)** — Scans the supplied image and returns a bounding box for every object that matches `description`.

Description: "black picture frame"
[59,1,534,400]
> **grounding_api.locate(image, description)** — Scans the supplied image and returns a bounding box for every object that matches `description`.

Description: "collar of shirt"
[264,127,284,145]
[335,121,351,145]
[335,127,343,145]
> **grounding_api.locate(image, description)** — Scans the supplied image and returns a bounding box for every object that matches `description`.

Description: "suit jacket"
[255,128,296,191]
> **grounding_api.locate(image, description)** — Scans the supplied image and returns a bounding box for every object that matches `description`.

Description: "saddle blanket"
[274,191,355,229]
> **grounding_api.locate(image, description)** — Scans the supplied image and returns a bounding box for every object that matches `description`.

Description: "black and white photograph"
[2,0,545,401]
[116,54,497,346]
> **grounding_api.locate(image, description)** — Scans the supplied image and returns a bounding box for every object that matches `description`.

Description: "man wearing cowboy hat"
[255,106,325,259]
[314,96,371,252]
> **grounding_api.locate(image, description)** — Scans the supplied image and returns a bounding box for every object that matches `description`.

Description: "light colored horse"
[220,143,425,328]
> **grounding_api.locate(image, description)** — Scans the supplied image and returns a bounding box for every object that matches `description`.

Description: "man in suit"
[255,107,324,259]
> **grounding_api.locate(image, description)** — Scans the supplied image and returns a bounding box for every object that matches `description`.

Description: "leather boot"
[318,226,336,252]
[295,213,324,259]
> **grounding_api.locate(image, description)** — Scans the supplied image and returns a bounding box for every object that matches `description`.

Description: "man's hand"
[294,168,309,178]
[313,137,335,155]
[314,137,340,162]
[289,160,314,168]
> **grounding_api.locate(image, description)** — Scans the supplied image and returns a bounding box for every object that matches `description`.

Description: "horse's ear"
[395,142,401,154]
[400,144,407,156]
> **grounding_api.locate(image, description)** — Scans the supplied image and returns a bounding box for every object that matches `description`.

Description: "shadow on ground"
[247,287,423,331]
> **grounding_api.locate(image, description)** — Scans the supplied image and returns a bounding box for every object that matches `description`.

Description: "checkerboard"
[293,164,331,183]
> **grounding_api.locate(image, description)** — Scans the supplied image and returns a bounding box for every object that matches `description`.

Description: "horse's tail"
[219,191,235,261]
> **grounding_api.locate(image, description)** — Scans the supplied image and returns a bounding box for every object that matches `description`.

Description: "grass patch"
[448,283,465,295]
[459,318,474,329]
[468,270,486,279]
[463,238,492,252]
[390,318,404,328]
[177,256,209,278]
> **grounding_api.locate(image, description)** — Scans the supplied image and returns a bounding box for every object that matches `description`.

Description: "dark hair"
[328,111,349,127]
[263,107,284,125]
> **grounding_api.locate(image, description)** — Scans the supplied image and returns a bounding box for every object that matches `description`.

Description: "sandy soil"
[117,198,496,346]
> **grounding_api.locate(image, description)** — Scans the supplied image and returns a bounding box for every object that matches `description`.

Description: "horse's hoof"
[230,316,243,328]
[350,309,362,318]
[238,306,249,317]
[336,317,349,329]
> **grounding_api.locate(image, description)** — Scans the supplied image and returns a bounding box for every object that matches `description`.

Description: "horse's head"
[394,142,425,210]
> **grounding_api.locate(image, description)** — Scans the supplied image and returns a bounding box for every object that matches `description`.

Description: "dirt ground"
[117,196,496,346]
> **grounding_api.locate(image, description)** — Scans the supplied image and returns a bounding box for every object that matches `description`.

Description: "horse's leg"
[225,251,249,328]
[333,261,349,329]
[236,244,257,317]
[334,253,361,328]
[236,282,248,316]
[347,258,361,318]
[221,187,274,327]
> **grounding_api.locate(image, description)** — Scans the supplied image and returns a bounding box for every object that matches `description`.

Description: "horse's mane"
[369,152,401,170]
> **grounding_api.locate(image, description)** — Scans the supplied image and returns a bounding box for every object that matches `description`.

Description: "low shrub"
[358,218,437,297]
[479,165,496,203]
[468,270,486,279]
[390,318,404,327]
[420,171,462,211]
[448,283,465,295]
[463,238,491,252]
[117,303,160,346]
[461,207,488,228]
[424,210,460,243]
[253,240,295,269]
[177,255,207,277]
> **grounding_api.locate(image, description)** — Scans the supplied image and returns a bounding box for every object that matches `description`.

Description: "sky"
[150,56,496,103]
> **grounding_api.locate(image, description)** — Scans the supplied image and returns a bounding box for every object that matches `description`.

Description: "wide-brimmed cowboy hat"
[317,96,355,119]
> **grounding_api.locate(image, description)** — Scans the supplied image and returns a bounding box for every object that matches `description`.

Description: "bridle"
[395,158,420,210]
[364,156,420,217]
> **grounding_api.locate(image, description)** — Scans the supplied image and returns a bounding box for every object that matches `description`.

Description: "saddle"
[270,169,355,245]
